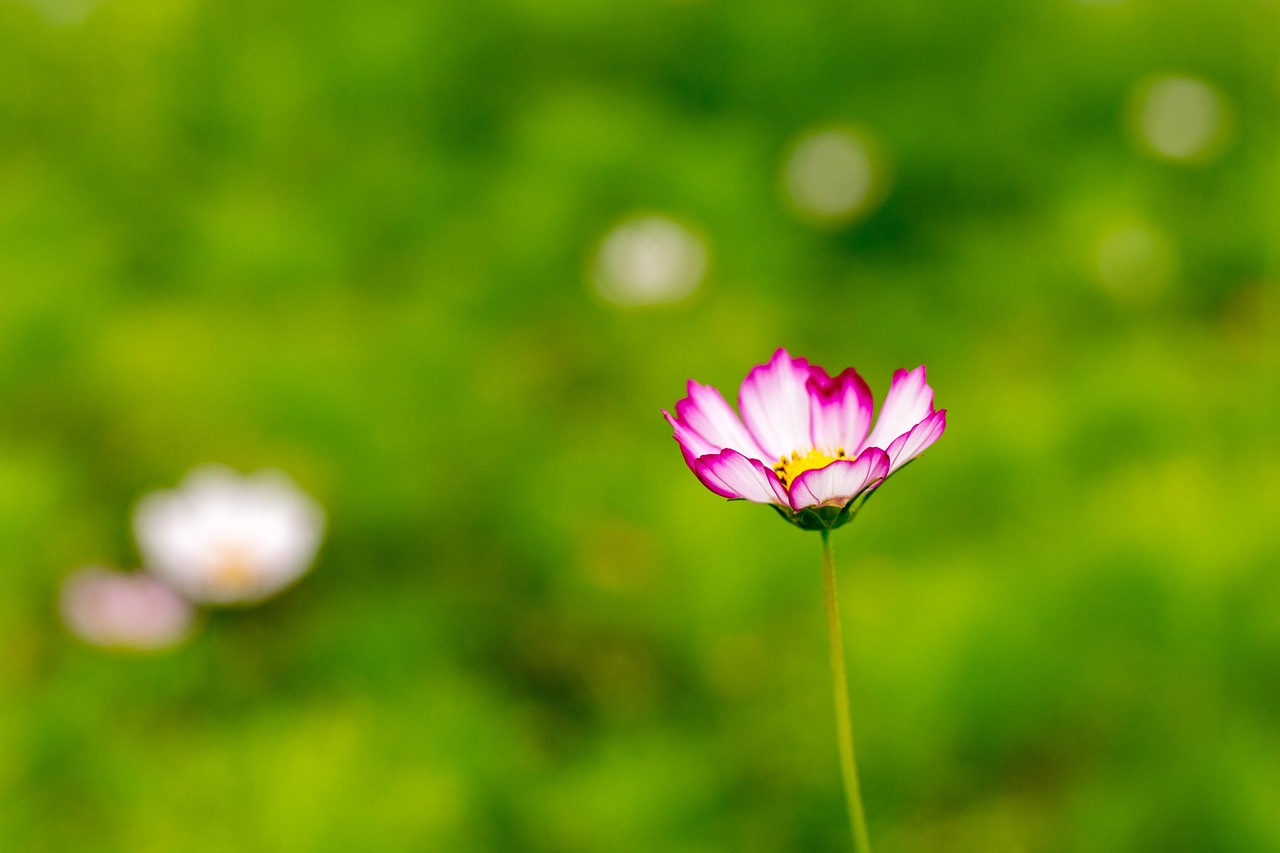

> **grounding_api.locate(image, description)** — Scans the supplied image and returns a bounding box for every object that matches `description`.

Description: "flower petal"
[807,366,874,454]
[693,448,790,505]
[787,447,890,511]
[738,348,813,461]
[663,409,717,470]
[864,366,936,452]
[884,409,947,473]
[673,381,766,460]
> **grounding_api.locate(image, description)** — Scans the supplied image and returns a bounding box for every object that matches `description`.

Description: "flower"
[663,348,946,529]
[60,567,195,651]
[133,465,326,605]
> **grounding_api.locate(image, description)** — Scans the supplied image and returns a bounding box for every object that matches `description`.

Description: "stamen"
[211,549,257,593]
[774,447,845,488]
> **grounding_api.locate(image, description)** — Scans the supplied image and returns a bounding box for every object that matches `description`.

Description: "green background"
[2,0,1279,850]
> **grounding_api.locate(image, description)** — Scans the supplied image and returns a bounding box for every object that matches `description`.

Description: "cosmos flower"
[60,567,195,651]
[665,348,947,851]
[133,466,326,605]
[663,348,946,529]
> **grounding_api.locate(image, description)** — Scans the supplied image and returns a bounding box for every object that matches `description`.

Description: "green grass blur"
[2,0,1279,850]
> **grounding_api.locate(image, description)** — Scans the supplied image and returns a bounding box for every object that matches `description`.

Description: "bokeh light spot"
[1094,222,1176,304]
[19,0,99,25]
[591,215,709,307]
[133,465,326,606]
[781,126,888,226]
[1131,75,1230,163]
[60,568,195,652]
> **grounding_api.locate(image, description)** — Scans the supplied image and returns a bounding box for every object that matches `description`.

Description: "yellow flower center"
[772,447,847,488]
[211,550,258,593]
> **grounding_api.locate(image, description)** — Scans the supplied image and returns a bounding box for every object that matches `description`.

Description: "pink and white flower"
[133,466,326,605]
[60,567,195,651]
[664,348,947,529]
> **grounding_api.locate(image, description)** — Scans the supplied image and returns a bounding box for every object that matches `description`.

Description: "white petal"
[864,366,936,452]
[738,348,814,460]
[675,381,767,460]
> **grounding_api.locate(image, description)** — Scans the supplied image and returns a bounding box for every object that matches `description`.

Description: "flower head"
[133,465,326,605]
[60,567,195,651]
[663,348,947,530]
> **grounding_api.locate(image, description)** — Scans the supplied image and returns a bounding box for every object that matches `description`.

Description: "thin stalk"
[821,529,873,853]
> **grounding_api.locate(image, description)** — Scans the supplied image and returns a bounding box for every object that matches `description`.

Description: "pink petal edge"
[674,380,767,461]
[693,448,790,506]
[663,409,716,471]
[863,365,935,453]
[884,409,947,473]
[807,365,875,454]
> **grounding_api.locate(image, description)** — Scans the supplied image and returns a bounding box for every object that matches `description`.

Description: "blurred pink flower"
[134,466,325,605]
[664,348,946,529]
[60,567,194,651]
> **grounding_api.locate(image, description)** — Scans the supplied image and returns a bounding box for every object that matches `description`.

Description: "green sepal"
[769,489,875,531]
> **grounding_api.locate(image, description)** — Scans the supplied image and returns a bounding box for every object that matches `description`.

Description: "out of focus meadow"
[2,0,1279,850]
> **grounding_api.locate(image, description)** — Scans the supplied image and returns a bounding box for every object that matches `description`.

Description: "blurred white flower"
[134,466,325,605]
[1130,75,1231,163]
[592,215,709,307]
[781,125,889,226]
[60,567,194,651]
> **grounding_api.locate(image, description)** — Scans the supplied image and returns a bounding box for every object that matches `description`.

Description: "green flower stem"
[821,529,873,853]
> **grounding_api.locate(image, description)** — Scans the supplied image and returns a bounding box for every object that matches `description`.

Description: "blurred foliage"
[1,0,1279,850]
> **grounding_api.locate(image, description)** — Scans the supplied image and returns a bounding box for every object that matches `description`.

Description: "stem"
[821,529,873,853]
